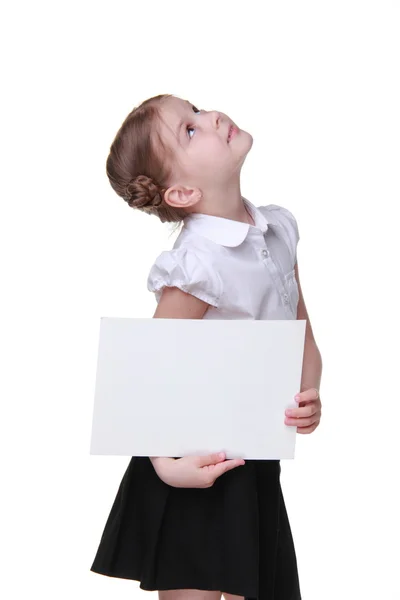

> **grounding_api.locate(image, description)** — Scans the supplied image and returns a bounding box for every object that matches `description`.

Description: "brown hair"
[106,93,186,223]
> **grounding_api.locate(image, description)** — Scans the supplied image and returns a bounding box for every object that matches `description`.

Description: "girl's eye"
[187,126,195,139]
[187,105,202,139]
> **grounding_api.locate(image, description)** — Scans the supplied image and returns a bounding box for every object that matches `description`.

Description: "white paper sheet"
[89,318,306,460]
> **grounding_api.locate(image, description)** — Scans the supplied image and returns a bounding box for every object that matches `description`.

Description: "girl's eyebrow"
[175,119,184,142]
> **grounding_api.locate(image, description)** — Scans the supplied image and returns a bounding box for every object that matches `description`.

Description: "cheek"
[199,142,231,168]
[187,141,232,179]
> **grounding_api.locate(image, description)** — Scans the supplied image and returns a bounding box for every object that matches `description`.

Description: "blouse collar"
[183,197,273,247]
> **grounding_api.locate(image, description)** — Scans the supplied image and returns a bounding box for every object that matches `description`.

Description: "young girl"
[90,94,323,600]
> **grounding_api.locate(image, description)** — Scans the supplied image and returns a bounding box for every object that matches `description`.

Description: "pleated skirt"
[90,456,301,600]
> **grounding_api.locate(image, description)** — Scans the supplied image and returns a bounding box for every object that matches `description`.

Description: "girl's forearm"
[300,339,323,393]
[150,457,176,467]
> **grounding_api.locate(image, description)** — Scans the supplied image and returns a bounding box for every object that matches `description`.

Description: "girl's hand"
[284,387,322,434]
[150,452,245,488]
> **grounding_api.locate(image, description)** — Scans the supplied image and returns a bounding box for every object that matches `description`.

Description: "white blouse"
[147,198,300,320]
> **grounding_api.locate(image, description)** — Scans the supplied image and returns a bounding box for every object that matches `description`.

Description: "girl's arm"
[153,285,210,319]
[294,262,323,393]
[149,286,245,487]
[284,262,322,434]
[150,285,208,469]
[150,287,209,467]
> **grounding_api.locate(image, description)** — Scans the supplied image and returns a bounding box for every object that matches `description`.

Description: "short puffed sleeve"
[147,246,223,307]
[261,204,300,262]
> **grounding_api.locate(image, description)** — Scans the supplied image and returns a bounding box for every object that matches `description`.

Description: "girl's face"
[157,96,253,193]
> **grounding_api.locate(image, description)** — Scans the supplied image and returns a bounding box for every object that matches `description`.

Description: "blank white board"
[90,318,306,460]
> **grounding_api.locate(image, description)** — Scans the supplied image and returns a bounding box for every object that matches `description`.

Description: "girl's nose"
[210,111,221,129]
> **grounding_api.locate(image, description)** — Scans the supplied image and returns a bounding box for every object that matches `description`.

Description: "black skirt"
[90,457,301,600]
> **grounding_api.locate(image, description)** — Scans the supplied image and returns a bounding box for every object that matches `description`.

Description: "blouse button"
[261,249,269,257]
[283,293,289,304]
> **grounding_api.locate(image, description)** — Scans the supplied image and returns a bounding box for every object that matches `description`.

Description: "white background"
[1,1,399,598]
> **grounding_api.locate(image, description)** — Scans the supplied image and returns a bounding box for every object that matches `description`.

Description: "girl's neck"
[223,199,255,226]
[190,190,255,226]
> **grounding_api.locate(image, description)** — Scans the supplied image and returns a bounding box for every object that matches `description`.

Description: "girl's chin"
[235,129,253,147]
[238,131,254,154]
[243,130,253,144]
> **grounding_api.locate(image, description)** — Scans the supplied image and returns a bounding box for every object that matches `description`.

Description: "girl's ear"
[164,186,202,209]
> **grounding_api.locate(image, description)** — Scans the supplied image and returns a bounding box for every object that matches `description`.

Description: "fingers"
[195,452,228,467]
[286,413,319,428]
[297,422,319,434]
[211,458,245,480]
[208,458,245,481]
[295,388,320,404]
[195,452,245,481]
[286,402,318,420]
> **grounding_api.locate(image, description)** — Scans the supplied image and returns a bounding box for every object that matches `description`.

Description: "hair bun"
[124,174,163,212]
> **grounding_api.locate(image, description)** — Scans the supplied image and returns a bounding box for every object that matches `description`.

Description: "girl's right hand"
[150,452,245,489]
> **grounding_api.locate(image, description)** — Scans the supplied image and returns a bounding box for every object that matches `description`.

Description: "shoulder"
[257,203,300,240]
[147,243,223,307]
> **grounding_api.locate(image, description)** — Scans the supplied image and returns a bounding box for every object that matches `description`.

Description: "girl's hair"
[106,93,187,223]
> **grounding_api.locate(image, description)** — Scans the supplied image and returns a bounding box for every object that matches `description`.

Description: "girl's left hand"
[284,387,322,434]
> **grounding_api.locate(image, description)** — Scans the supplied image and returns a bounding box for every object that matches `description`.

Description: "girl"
[90,94,323,600]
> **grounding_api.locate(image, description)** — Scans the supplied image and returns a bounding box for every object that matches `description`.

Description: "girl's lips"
[228,125,238,142]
